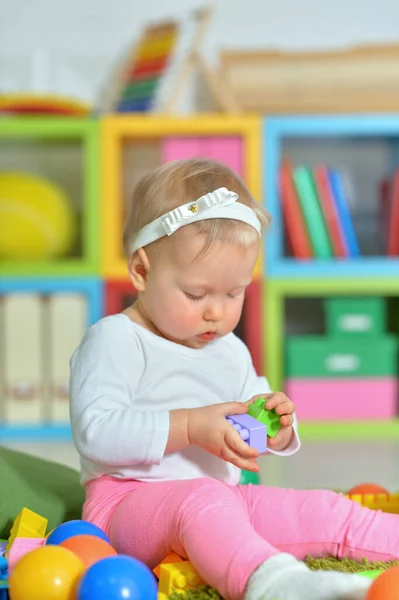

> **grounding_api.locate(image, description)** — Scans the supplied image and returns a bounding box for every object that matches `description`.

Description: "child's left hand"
[248,392,295,452]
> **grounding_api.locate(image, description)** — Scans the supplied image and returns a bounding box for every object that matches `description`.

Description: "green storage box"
[286,335,397,377]
[325,297,386,337]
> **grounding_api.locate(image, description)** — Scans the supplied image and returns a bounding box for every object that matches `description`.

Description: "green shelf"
[299,420,399,441]
[0,117,100,276]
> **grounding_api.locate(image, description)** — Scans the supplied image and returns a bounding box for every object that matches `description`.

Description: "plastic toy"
[347,484,389,496]
[0,172,76,260]
[346,492,399,514]
[46,519,110,546]
[77,555,158,599]
[60,534,117,568]
[8,544,85,600]
[366,565,399,599]
[6,507,47,556]
[8,537,46,573]
[158,561,205,599]
[248,397,282,438]
[153,551,184,578]
[0,93,91,116]
[226,413,267,453]
[0,581,8,600]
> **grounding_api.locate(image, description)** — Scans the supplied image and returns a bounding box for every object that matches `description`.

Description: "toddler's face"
[141,228,259,349]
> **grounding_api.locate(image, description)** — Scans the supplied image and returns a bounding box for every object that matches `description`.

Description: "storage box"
[285,378,398,421]
[286,335,397,377]
[325,298,386,337]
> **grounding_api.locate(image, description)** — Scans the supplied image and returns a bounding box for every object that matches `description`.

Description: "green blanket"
[0,445,84,539]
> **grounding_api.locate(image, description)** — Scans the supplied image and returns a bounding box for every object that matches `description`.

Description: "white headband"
[130,187,261,254]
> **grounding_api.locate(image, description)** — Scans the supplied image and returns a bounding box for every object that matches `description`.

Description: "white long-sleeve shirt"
[70,314,300,485]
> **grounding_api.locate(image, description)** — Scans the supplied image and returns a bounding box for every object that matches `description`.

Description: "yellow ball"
[0,172,76,260]
[9,545,85,600]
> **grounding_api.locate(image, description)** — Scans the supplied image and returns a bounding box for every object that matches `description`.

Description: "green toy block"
[358,569,383,579]
[248,398,281,438]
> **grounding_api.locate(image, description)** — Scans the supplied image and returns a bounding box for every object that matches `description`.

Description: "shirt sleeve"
[232,335,301,457]
[69,318,170,467]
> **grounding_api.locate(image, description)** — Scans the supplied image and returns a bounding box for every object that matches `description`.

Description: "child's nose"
[203,301,224,322]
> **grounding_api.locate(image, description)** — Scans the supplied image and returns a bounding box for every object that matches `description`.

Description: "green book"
[293,167,333,259]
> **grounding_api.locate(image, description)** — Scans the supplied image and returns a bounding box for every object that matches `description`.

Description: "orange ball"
[60,534,117,569]
[367,566,399,599]
[347,483,389,495]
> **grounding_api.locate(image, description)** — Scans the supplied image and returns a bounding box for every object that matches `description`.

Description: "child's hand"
[249,392,295,451]
[187,403,260,472]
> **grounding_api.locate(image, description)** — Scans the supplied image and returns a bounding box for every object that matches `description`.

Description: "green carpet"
[167,556,399,599]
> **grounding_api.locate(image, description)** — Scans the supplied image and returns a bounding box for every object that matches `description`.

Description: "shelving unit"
[101,115,262,279]
[264,115,399,278]
[0,114,264,439]
[263,114,399,440]
[0,117,100,276]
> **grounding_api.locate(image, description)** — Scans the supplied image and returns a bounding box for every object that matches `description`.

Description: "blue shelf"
[269,257,399,278]
[0,277,103,325]
[0,424,72,442]
[263,115,399,278]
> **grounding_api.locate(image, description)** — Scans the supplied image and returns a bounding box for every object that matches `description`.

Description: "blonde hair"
[123,158,271,257]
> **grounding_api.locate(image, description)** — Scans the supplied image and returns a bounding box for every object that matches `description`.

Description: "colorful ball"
[77,555,158,600]
[347,484,389,495]
[366,565,399,599]
[0,172,76,260]
[46,520,110,546]
[9,545,85,600]
[60,534,117,569]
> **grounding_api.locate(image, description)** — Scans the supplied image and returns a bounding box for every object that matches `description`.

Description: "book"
[279,162,313,259]
[313,166,348,258]
[387,170,399,256]
[293,167,333,259]
[327,170,360,258]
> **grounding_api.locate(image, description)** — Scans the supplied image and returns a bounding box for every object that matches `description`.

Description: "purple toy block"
[226,414,267,454]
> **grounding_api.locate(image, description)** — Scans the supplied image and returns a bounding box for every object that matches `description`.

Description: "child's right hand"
[187,403,260,472]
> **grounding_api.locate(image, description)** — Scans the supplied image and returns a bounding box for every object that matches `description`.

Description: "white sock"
[245,554,371,600]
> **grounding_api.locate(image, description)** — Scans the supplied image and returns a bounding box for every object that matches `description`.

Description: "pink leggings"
[83,476,399,600]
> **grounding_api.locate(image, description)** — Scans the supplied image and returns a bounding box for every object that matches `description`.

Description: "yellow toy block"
[153,551,184,578]
[158,560,205,599]
[346,492,399,514]
[6,508,48,556]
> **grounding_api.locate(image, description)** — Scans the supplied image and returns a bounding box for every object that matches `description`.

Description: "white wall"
[1,0,398,105]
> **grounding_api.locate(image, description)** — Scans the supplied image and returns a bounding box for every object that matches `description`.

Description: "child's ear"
[128,248,151,292]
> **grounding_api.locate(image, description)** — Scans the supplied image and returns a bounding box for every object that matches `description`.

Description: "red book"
[313,166,348,258]
[279,162,312,259]
[388,170,399,256]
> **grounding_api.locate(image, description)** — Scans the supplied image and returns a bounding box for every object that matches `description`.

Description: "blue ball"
[46,520,110,546]
[77,555,158,600]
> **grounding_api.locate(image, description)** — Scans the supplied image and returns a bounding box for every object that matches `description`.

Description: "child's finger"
[274,400,294,415]
[220,402,249,416]
[279,414,293,427]
[222,445,260,472]
[225,427,260,458]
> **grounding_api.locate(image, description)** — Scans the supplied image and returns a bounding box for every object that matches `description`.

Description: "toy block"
[8,537,46,574]
[226,413,267,453]
[0,581,8,600]
[346,492,399,514]
[6,508,47,556]
[0,556,7,580]
[158,561,205,598]
[153,551,184,578]
[248,397,281,438]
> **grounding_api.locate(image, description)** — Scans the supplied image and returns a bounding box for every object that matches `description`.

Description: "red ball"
[60,534,117,569]
[366,566,399,599]
[347,483,389,495]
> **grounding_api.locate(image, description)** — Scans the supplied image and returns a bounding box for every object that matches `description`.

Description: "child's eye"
[185,292,205,301]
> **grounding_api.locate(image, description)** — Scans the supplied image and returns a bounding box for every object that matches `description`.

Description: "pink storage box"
[285,378,398,421]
